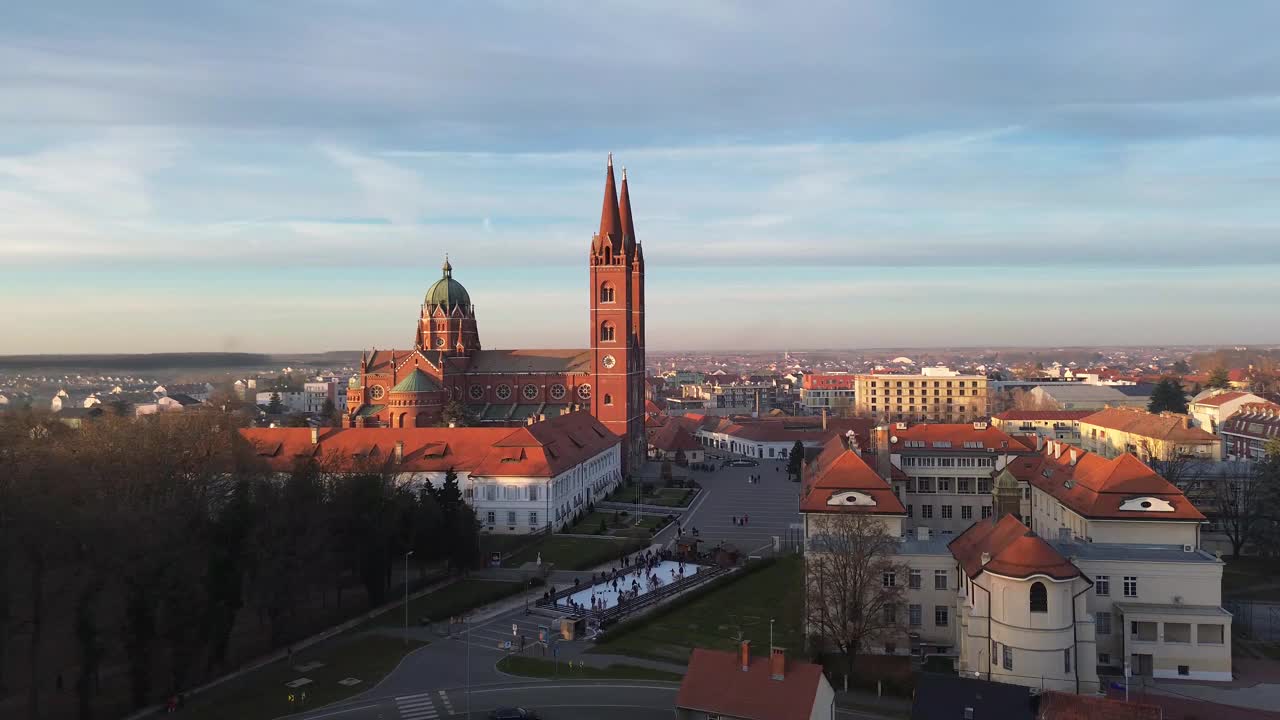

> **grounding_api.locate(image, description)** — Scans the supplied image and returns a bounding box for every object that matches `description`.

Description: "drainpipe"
[1071,578,1092,694]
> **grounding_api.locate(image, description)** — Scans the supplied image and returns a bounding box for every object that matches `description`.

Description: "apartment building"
[1188,390,1269,434]
[1220,402,1280,461]
[1080,408,1222,462]
[799,372,857,416]
[990,410,1092,445]
[854,368,989,423]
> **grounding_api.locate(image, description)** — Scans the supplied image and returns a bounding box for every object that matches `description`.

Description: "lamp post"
[770,617,775,652]
[403,550,414,645]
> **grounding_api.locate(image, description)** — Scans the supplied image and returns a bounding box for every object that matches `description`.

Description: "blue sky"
[2,1,1279,353]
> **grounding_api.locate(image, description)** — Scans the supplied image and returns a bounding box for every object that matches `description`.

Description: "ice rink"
[559,560,703,611]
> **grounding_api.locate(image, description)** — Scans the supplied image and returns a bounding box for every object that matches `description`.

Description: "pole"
[404,550,414,646]
[770,618,775,651]
[466,616,471,719]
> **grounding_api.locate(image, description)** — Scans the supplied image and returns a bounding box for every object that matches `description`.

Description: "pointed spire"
[596,153,622,254]
[618,165,636,257]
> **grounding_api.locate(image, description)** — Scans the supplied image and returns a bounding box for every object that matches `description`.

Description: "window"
[529,512,538,525]
[1030,582,1047,613]
[980,506,993,519]
[600,321,616,342]
[958,479,971,493]
[528,485,539,501]
[961,505,973,520]
[600,283,616,303]
[883,572,896,588]
[1064,649,1071,674]
[1099,653,1111,665]
[882,604,895,623]
[1178,665,1190,676]
[1002,645,1013,671]
[941,505,953,519]
[485,485,498,501]
[1198,624,1224,644]
[604,393,613,406]
[1095,575,1110,596]
[934,606,949,627]
[486,511,495,524]
[1165,623,1191,643]
[977,479,991,493]
[938,478,952,491]
[507,511,517,525]
[1096,611,1111,636]
[934,570,948,590]
[909,569,922,589]
[909,604,922,627]
[921,505,934,519]
[1123,576,1137,598]
[907,504,913,518]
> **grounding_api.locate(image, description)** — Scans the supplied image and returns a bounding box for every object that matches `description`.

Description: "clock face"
[550,384,567,400]
[369,385,386,401]
[469,384,484,400]
[577,384,591,400]
[602,354,616,369]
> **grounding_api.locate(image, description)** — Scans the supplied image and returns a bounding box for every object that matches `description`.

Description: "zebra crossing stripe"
[395,692,438,720]
[437,689,454,712]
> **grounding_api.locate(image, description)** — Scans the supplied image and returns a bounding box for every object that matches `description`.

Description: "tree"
[787,441,805,480]
[1254,440,1280,555]
[320,398,338,427]
[674,448,687,467]
[804,513,908,675]
[267,392,284,414]
[1172,359,1191,375]
[1206,367,1232,390]
[1147,377,1188,414]
[660,459,674,487]
[440,400,472,428]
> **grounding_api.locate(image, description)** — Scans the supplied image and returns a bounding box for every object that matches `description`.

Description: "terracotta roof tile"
[648,421,702,452]
[949,515,1080,581]
[1027,443,1205,521]
[993,410,1093,421]
[1037,690,1160,720]
[1192,391,1251,408]
[676,648,825,720]
[1079,408,1218,444]
[800,436,905,515]
[890,423,1028,452]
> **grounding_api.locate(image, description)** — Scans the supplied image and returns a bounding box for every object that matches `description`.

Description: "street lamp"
[403,550,414,645]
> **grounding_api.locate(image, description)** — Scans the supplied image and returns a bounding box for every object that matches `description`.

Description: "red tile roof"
[1027,443,1205,522]
[1079,408,1218,444]
[676,648,826,720]
[800,436,905,515]
[949,515,1080,581]
[1222,402,1280,441]
[648,421,702,453]
[1037,690,1159,720]
[993,410,1093,421]
[1192,391,1252,407]
[240,411,618,479]
[699,415,873,449]
[889,423,1028,453]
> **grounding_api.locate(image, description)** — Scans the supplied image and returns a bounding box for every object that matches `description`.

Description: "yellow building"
[1080,408,1222,462]
[854,369,989,423]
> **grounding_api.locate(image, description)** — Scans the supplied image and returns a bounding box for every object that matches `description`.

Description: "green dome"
[391,369,440,394]
[425,257,471,309]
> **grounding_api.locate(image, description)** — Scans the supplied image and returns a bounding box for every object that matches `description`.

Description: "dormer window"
[827,491,877,506]
[1118,496,1176,513]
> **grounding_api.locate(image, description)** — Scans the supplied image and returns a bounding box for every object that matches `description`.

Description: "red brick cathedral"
[344,155,647,471]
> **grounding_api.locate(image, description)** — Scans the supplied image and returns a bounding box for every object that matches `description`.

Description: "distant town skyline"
[3,2,1280,353]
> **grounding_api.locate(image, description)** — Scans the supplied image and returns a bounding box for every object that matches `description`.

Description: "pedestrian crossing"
[395,691,439,720]
[437,689,455,715]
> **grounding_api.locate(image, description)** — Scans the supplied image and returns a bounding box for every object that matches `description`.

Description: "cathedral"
[344,155,647,471]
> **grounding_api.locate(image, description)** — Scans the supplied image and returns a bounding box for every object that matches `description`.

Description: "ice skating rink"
[560,560,702,610]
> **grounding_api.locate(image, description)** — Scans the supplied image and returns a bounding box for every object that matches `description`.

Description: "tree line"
[0,408,479,720]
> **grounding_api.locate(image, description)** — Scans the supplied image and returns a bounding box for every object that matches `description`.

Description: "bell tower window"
[600,283,616,303]
[600,321,616,343]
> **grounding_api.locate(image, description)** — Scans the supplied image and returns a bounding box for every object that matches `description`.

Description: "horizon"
[3,2,1280,353]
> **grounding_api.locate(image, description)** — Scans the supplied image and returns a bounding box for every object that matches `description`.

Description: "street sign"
[504,640,512,650]
[512,623,518,637]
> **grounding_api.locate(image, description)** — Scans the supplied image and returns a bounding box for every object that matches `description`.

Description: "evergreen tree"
[1147,377,1188,414]
[320,398,337,426]
[1172,359,1191,375]
[1207,367,1232,389]
[787,440,805,480]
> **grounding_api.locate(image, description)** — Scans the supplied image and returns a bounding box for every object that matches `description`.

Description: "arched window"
[604,393,613,406]
[600,283,616,303]
[600,321,616,342]
[1030,581,1047,613]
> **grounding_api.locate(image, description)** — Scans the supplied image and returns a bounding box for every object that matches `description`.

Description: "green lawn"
[182,635,426,720]
[371,578,525,627]
[496,655,683,682]
[606,485,695,508]
[569,510,669,538]
[503,534,645,571]
[593,557,805,663]
[1223,557,1280,601]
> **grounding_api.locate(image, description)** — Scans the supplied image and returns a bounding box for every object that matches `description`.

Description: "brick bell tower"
[589,154,646,475]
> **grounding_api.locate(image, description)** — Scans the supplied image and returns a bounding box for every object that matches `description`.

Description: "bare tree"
[804,513,908,674]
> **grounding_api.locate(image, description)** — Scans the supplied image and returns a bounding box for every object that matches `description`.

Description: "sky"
[2,1,1279,354]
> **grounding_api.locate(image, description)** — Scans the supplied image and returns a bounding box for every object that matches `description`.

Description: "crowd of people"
[546,547,697,614]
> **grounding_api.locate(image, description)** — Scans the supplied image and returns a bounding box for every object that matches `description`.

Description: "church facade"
[344,155,647,472]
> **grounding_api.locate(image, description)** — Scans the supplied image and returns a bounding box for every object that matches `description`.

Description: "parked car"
[490,708,539,720]
[728,459,759,467]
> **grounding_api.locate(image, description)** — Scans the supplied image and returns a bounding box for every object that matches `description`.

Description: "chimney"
[394,440,404,464]
[1068,448,1078,466]
[740,640,751,672]
[770,647,785,680]
[821,407,828,431]
[1053,441,1063,459]
[310,426,319,445]
[980,551,991,565]
[1035,435,1044,452]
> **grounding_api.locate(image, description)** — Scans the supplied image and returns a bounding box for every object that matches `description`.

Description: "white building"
[240,411,622,535]
[1189,390,1270,435]
[990,410,1092,445]
[256,390,307,413]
